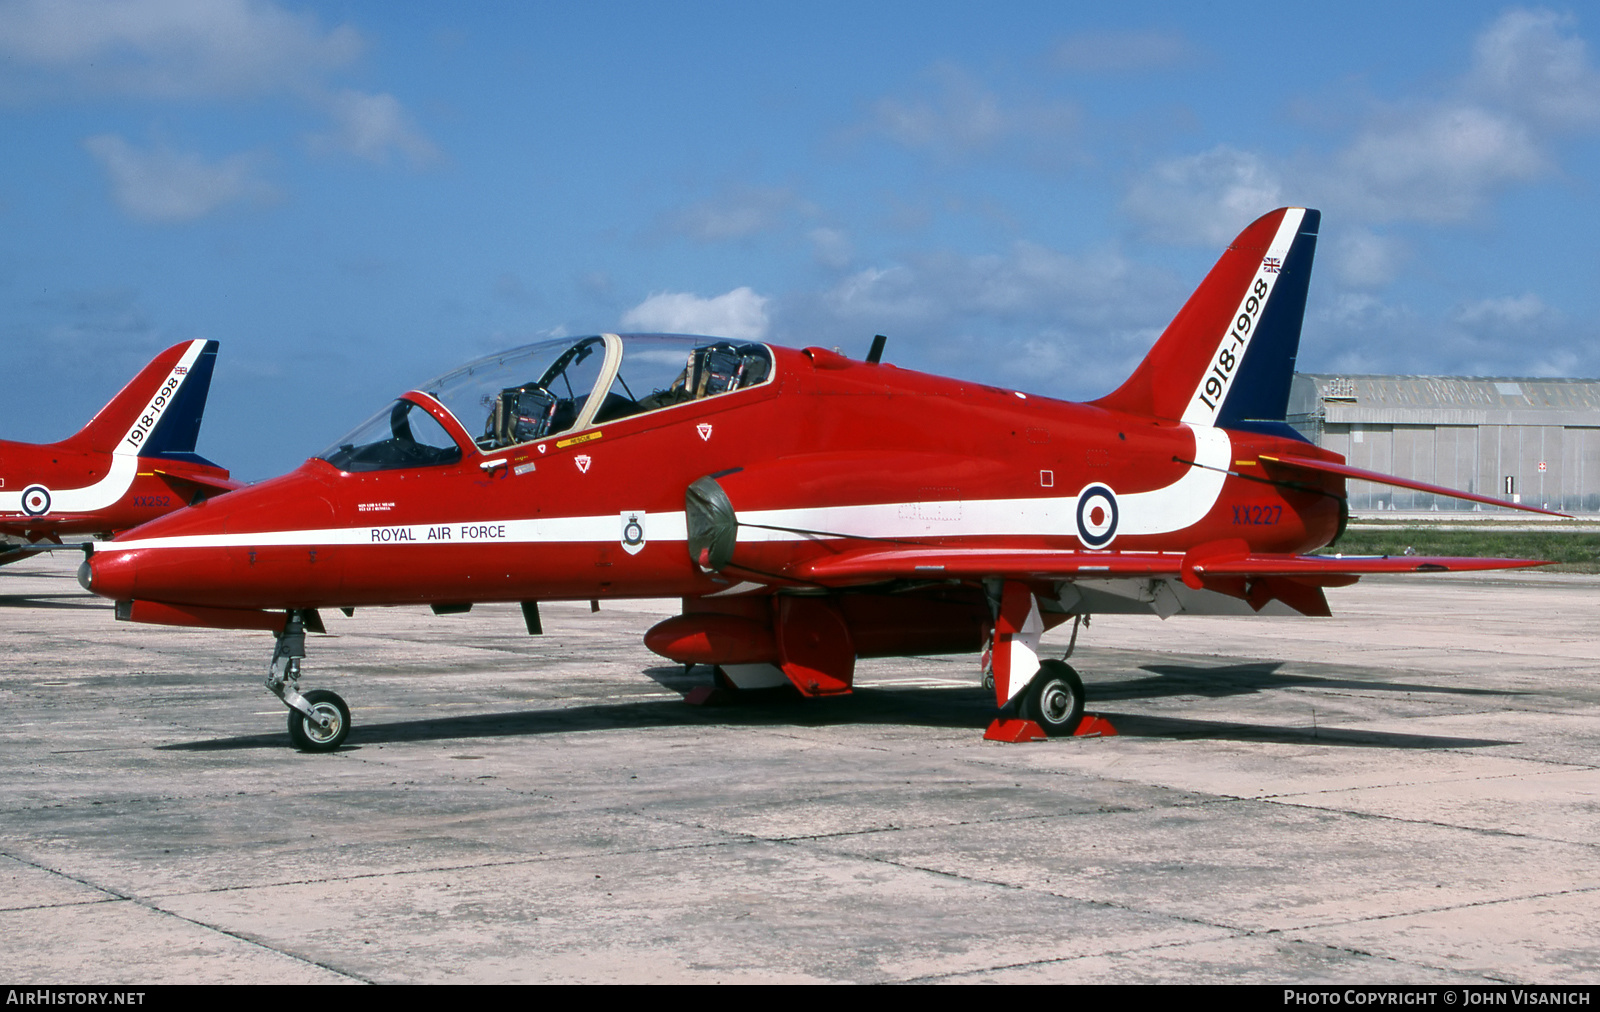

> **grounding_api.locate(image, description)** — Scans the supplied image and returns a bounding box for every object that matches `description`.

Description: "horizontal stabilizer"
[148,464,244,496]
[1260,454,1571,518]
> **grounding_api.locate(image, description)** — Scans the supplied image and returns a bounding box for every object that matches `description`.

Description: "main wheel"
[1022,660,1085,737]
[287,689,350,752]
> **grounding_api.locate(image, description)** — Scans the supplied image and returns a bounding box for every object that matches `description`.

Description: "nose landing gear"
[265,610,350,752]
[288,689,350,751]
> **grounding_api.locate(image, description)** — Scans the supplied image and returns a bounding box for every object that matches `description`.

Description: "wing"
[787,544,1549,617]
[796,547,1548,583]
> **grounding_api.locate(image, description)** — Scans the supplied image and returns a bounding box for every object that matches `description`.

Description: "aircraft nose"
[83,550,137,601]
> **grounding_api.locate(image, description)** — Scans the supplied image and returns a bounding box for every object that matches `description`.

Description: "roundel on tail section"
[1075,483,1118,548]
[21,485,52,517]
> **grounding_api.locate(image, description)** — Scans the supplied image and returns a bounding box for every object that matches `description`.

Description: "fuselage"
[84,338,1344,611]
[65,214,1555,751]
[0,437,232,540]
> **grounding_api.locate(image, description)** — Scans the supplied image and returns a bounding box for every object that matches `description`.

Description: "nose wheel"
[287,688,350,751]
[265,610,351,752]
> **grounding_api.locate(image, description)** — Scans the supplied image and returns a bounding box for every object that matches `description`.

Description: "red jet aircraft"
[3,340,235,564]
[81,209,1559,751]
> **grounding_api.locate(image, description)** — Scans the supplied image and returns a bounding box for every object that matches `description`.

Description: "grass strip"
[1318,529,1600,572]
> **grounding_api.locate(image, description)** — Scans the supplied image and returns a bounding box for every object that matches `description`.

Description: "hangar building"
[1286,375,1600,514]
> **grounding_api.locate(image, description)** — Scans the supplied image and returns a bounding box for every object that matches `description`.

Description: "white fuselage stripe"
[0,340,209,515]
[95,427,1233,552]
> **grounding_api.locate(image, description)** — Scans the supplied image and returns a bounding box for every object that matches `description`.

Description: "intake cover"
[685,475,737,572]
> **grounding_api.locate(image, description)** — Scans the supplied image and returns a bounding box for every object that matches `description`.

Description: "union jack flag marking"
[1262,257,1281,274]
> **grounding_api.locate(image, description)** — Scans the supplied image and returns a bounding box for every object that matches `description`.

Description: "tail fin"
[1094,207,1320,438]
[60,339,222,465]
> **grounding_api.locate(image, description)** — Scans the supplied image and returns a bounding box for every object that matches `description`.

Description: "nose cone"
[84,501,226,603]
[85,463,338,607]
[84,548,139,601]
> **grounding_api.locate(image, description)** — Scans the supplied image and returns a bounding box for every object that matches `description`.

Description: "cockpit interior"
[319,334,772,472]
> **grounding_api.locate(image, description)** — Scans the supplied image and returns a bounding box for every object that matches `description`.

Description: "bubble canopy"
[318,334,772,473]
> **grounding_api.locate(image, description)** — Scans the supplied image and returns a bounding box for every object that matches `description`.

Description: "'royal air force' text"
[370,524,507,543]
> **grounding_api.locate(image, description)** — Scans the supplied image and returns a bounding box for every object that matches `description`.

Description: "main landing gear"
[985,587,1110,742]
[266,610,350,752]
[986,660,1102,743]
[1020,660,1085,737]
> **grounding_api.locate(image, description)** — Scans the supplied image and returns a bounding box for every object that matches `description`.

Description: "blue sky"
[2,1,1597,479]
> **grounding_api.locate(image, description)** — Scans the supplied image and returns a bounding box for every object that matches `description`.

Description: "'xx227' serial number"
[1233,504,1282,525]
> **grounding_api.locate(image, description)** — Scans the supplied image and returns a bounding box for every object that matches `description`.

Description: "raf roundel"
[20,484,52,517]
[1074,483,1119,548]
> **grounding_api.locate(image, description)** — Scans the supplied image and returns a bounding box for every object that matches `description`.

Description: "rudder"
[1094,207,1320,439]
[59,339,222,465]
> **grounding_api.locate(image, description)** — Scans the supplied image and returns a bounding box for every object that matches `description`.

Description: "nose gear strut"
[265,609,350,751]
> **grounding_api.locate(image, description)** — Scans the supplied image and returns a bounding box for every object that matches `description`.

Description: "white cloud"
[824,266,938,324]
[0,0,361,99]
[1302,290,1597,378]
[1316,292,1412,334]
[824,241,1153,330]
[809,227,853,270]
[1327,105,1545,223]
[1329,226,1409,289]
[1441,292,1574,375]
[1,0,438,195]
[1470,8,1600,129]
[1122,11,1600,246]
[1122,145,1283,245]
[866,64,1078,160]
[1326,10,1600,224]
[801,240,1179,398]
[664,186,800,242]
[82,134,274,223]
[1453,292,1558,329]
[310,89,438,165]
[620,287,770,340]
[1052,30,1192,73]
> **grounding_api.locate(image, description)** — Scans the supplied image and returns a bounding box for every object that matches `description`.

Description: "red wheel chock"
[984,714,1118,742]
[984,718,1047,742]
[1075,714,1118,737]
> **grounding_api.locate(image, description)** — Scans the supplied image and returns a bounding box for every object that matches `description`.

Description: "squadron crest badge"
[620,511,646,554]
